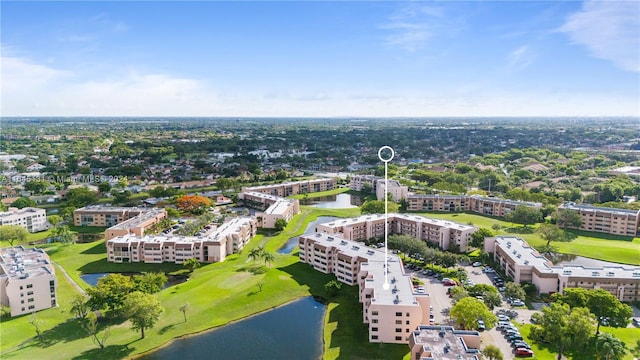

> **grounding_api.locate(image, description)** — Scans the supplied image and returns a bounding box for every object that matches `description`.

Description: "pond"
[301,193,361,208]
[277,216,338,254]
[141,296,325,360]
[80,273,189,287]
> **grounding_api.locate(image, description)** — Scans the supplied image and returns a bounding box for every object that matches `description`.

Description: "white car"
[472,262,482,267]
[511,299,525,307]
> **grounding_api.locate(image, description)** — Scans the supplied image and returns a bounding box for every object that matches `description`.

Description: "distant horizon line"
[2,115,638,119]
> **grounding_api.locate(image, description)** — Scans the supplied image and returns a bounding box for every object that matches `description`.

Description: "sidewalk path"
[53,262,86,295]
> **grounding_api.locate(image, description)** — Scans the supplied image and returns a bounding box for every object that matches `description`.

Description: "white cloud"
[381,4,445,52]
[1,55,70,93]
[508,45,534,69]
[559,0,640,72]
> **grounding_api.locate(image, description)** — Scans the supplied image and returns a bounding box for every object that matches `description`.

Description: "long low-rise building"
[241,178,337,197]
[558,202,639,236]
[74,206,167,240]
[106,217,257,264]
[316,213,476,252]
[0,246,57,317]
[237,191,300,229]
[0,207,48,233]
[407,194,542,217]
[299,232,430,344]
[485,236,640,302]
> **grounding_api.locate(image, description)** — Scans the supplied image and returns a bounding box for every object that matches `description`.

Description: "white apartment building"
[316,213,477,252]
[106,217,257,264]
[0,246,57,317]
[558,202,639,236]
[238,191,300,229]
[406,194,542,217]
[241,178,337,197]
[0,207,48,233]
[485,236,640,302]
[299,232,430,344]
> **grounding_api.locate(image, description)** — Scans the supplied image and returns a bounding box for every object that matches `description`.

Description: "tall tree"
[504,282,526,301]
[0,225,29,247]
[537,224,571,248]
[182,258,201,272]
[360,200,399,215]
[504,205,542,227]
[122,291,163,339]
[263,251,275,267]
[133,272,167,294]
[82,312,110,350]
[450,297,497,330]
[248,247,264,263]
[553,288,633,335]
[70,295,89,319]
[530,303,595,360]
[175,195,212,215]
[470,227,494,248]
[86,273,135,312]
[556,209,583,229]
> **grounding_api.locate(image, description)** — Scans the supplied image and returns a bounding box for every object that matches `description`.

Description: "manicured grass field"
[417,211,640,265]
[0,207,364,359]
[289,186,351,199]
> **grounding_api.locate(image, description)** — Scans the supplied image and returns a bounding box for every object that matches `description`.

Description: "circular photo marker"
[382,282,390,290]
[378,146,395,163]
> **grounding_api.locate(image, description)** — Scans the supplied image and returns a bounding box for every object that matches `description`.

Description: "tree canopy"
[175,194,212,215]
[450,297,497,330]
[360,200,399,215]
[552,288,633,334]
[122,291,163,339]
[0,225,29,247]
[11,197,36,209]
[504,205,542,227]
[530,302,595,360]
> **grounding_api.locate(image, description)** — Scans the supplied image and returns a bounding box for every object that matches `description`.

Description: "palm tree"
[596,333,627,360]
[179,302,190,322]
[248,247,264,263]
[263,251,275,268]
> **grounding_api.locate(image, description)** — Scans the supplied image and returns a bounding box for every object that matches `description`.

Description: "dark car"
[508,335,524,342]
[512,341,531,349]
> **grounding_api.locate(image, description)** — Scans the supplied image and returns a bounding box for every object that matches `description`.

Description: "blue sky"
[2,1,639,117]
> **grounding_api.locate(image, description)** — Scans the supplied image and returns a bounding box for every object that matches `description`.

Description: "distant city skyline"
[2,1,639,117]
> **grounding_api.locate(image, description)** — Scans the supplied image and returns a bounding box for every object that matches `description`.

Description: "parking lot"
[406,264,540,359]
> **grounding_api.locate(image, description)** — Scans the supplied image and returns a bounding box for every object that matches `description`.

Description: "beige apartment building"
[350,175,408,202]
[241,178,337,197]
[106,217,257,264]
[316,213,476,252]
[238,191,300,229]
[0,207,48,233]
[299,232,430,344]
[408,325,481,360]
[407,194,542,217]
[558,202,639,236]
[0,246,57,317]
[74,206,167,241]
[485,236,640,302]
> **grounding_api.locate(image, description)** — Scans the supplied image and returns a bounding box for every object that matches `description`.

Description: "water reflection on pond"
[301,193,361,208]
[277,216,338,254]
[141,297,325,360]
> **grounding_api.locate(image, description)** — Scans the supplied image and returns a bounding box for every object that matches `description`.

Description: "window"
[395,328,402,333]
[371,327,378,332]
[406,312,410,317]
[395,320,402,325]
[395,336,402,341]
[28,298,34,303]
[372,319,378,324]
[26,284,33,289]
[406,320,410,325]
[372,311,378,316]
[28,305,35,310]
[371,335,378,340]
[19,286,23,290]
[395,312,402,317]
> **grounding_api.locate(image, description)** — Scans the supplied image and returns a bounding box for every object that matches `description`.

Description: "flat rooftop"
[264,199,296,215]
[411,325,481,360]
[319,213,475,232]
[0,246,55,280]
[303,232,423,306]
[470,195,542,207]
[75,205,147,213]
[242,191,281,201]
[109,208,166,229]
[494,236,553,270]
[0,207,45,218]
[559,202,640,216]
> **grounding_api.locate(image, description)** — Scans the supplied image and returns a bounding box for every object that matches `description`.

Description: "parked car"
[507,334,524,342]
[511,299,526,307]
[472,261,482,267]
[443,280,457,286]
[515,348,534,357]
[477,319,485,331]
[497,321,511,329]
[498,314,510,322]
[512,341,531,349]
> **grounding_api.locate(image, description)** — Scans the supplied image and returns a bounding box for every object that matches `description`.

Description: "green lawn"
[0,207,362,359]
[416,211,640,265]
[289,187,351,199]
[515,323,640,360]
